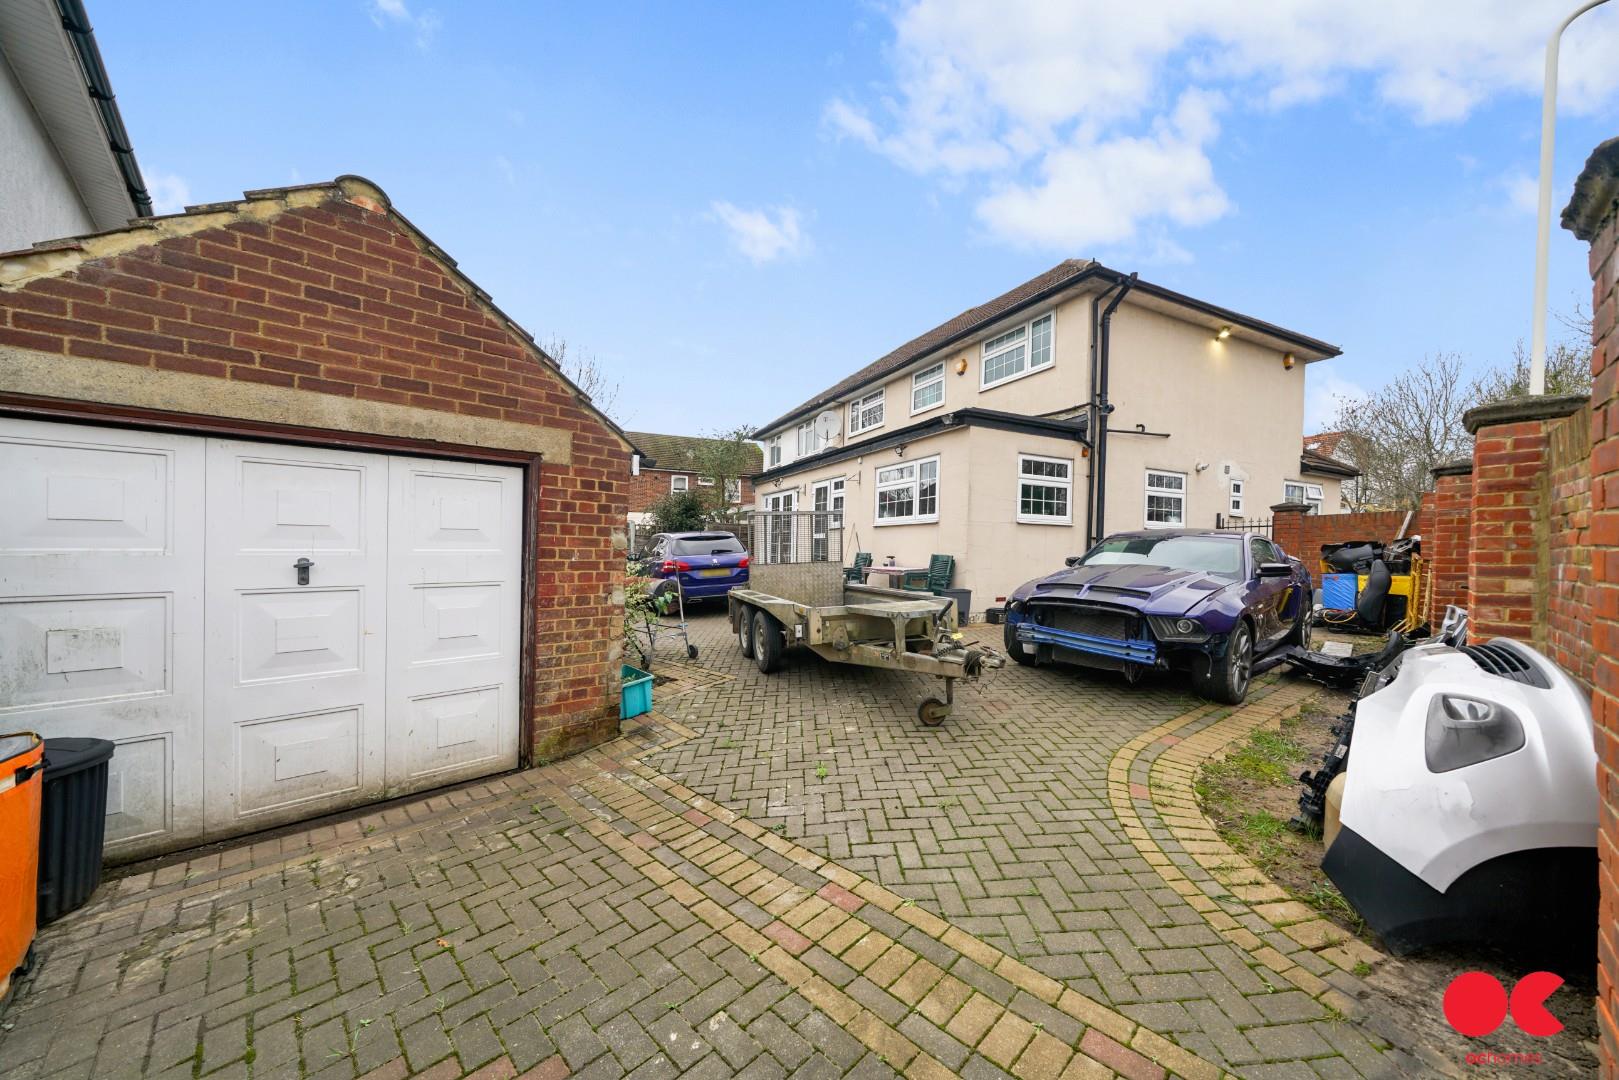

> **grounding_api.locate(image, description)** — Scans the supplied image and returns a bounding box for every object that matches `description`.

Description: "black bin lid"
[42,738,115,779]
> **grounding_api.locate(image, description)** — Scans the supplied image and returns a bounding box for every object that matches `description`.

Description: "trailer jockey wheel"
[918,698,950,726]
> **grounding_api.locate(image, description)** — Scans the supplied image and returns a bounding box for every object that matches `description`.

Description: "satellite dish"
[814,409,841,443]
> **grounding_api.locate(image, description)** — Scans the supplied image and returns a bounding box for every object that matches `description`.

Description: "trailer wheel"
[917,698,950,726]
[736,607,755,658]
[753,610,785,674]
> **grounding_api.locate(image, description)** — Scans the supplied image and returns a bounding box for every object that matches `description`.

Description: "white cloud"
[709,202,809,265]
[1304,367,1368,433]
[1505,171,1540,215]
[836,1,1619,253]
[146,171,191,215]
[369,0,440,49]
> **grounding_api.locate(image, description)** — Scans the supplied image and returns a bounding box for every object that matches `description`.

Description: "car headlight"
[1424,693,1524,773]
[1145,615,1211,643]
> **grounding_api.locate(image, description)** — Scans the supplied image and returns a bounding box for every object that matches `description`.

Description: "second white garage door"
[0,418,524,859]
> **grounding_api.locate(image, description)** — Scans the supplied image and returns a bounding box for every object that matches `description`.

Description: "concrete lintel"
[0,345,572,462]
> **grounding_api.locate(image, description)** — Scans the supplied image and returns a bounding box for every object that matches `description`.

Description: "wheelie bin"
[37,738,116,924]
[0,732,45,999]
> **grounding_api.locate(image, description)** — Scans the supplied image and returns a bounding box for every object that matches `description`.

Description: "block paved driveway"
[0,608,1448,1079]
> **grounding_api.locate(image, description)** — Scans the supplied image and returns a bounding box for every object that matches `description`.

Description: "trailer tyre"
[1004,618,1036,666]
[752,610,785,674]
[917,698,950,726]
[736,607,755,659]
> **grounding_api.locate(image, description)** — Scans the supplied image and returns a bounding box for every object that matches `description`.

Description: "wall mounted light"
[1215,325,1232,341]
[1283,352,1297,371]
[955,357,969,375]
[894,444,906,457]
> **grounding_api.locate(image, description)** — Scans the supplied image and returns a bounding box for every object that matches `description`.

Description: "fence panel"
[734,510,843,566]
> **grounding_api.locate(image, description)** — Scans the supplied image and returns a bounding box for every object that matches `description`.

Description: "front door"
[204,440,390,834]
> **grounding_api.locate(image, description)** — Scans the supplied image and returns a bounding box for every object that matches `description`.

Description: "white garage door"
[0,418,524,859]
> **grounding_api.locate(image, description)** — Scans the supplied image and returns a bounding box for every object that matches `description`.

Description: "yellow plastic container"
[0,732,44,998]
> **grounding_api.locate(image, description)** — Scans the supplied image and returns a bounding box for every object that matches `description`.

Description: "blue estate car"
[640,531,751,602]
[1003,530,1313,704]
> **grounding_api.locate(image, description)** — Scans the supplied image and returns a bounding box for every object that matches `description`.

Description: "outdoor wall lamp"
[894,445,906,457]
[1283,352,1296,371]
[954,357,968,375]
[1215,325,1232,341]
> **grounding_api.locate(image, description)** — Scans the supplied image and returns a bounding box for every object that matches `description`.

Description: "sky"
[90,1,1619,436]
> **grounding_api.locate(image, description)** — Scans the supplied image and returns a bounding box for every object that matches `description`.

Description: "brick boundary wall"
[1543,404,1596,688]
[0,181,630,761]
[1270,500,1435,591]
[1428,462,1474,623]
[1563,136,1618,1079]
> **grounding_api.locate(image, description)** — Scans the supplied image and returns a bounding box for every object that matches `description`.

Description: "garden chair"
[901,554,954,594]
[844,551,872,583]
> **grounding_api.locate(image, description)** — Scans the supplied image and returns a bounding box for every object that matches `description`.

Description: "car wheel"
[1200,621,1253,705]
[753,610,784,674]
[1285,590,1313,648]
[737,607,755,658]
[1004,618,1036,666]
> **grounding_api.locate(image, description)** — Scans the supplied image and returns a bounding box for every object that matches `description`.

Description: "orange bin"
[0,732,44,998]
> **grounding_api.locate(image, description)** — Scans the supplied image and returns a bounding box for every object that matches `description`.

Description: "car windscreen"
[670,535,744,556]
[1081,536,1242,576]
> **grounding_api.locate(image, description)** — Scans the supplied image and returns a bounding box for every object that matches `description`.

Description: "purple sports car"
[1003,530,1313,704]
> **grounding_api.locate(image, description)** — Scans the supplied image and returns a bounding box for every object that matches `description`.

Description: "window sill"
[1143,520,1185,530]
[909,399,945,419]
[1016,516,1073,526]
[848,421,886,438]
[874,516,939,527]
[981,359,1053,393]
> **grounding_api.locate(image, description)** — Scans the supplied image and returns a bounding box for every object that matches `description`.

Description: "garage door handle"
[294,557,314,585]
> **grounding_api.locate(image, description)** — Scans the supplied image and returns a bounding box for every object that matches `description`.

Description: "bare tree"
[687,426,759,526]
[541,335,620,418]
[1470,305,1593,403]
[1330,353,1474,510]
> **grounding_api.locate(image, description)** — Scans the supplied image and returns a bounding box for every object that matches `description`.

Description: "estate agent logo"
[1443,971,1564,1037]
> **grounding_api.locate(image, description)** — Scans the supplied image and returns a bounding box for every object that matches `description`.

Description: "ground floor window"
[1284,481,1324,514]
[1016,454,1072,524]
[1229,478,1244,515]
[875,456,939,524]
[1144,469,1186,528]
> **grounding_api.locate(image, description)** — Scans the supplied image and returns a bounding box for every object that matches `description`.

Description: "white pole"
[1532,0,1612,395]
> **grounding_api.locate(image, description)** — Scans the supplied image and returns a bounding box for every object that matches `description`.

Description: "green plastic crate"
[620,664,653,720]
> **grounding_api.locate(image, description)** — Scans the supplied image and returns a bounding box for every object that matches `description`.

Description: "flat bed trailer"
[727,581,1003,725]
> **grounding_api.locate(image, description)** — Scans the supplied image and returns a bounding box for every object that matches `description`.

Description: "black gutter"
[750,406,1088,484]
[1089,273,1136,548]
[56,0,151,218]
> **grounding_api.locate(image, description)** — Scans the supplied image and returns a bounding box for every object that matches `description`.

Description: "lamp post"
[1530,0,1612,395]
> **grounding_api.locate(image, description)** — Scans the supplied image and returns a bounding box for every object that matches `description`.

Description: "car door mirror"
[1257,561,1293,578]
[1064,555,1084,567]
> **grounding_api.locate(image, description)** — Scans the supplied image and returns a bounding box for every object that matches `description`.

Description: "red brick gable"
[0,179,630,756]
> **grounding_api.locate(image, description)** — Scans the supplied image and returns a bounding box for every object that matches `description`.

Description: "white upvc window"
[671,475,689,492]
[848,388,885,435]
[1284,481,1324,514]
[1144,469,1186,528]
[698,477,715,487]
[981,312,1054,389]
[874,455,939,525]
[911,361,945,414]
[724,478,742,504]
[768,438,782,468]
[796,420,826,457]
[1016,454,1072,524]
[1228,479,1244,515]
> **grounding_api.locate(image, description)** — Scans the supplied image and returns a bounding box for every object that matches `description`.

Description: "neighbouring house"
[623,430,761,549]
[0,0,151,252]
[749,260,1352,610]
[1303,431,1360,510]
[0,176,635,860]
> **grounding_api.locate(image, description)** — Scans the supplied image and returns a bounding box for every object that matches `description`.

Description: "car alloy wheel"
[1230,624,1252,696]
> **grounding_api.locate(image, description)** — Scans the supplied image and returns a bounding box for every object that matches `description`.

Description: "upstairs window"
[724,478,742,504]
[982,313,1054,389]
[911,361,945,414]
[1016,455,1072,524]
[849,388,885,435]
[768,439,782,468]
[1144,470,1186,528]
[1229,479,1244,515]
[671,475,689,493]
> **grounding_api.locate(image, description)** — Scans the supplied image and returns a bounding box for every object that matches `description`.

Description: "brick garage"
[0,176,632,853]
[1564,136,1619,1079]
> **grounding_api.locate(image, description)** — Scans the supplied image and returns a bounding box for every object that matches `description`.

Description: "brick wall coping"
[1462,392,1590,435]
[1561,135,1619,243]
[1430,459,1474,478]
[1269,500,1314,514]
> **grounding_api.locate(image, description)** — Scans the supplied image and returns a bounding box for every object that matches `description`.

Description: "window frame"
[1015,453,1073,525]
[874,454,940,526]
[697,476,715,487]
[1284,480,1325,514]
[670,474,689,493]
[848,388,886,435]
[1228,478,1244,516]
[724,478,742,504]
[910,361,946,416]
[768,438,782,468]
[980,312,1055,391]
[1143,469,1187,529]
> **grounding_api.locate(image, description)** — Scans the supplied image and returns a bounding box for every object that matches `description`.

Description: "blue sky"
[93,2,1619,435]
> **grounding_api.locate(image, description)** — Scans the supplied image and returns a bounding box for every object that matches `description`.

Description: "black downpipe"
[1090,273,1137,547]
